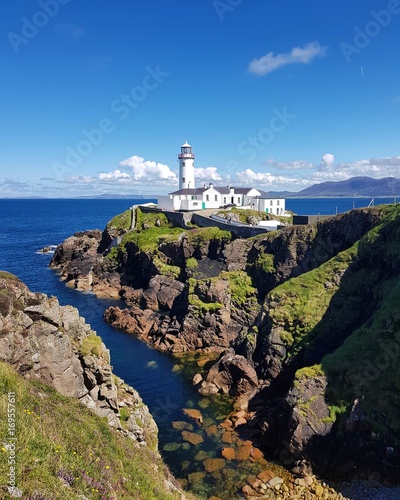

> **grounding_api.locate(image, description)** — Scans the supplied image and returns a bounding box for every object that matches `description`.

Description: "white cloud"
[99,169,131,181]
[233,154,400,191]
[320,153,335,171]
[313,155,400,182]
[64,175,94,184]
[248,41,327,77]
[119,155,177,184]
[195,167,223,181]
[236,168,311,187]
[262,159,314,170]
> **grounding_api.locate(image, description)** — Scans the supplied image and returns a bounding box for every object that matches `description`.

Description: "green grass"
[220,271,257,309]
[266,243,359,353]
[79,335,104,358]
[269,205,400,434]
[186,257,198,269]
[254,252,276,273]
[188,278,223,315]
[216,208,292,225]
[107,209,132,232]
[0,271,19,281]
[0,362,195,500]
[121,227,184,254]
[187,271,258,319]
[136,209,170,230]
[186,227,232,246]
[294,364,324,383]
[322,279,400,435]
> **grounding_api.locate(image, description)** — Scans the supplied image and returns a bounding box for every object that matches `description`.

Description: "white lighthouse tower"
[178,141,195,190]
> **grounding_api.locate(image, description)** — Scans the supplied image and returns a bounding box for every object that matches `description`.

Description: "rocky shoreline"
[49,205,400,494]
[0,271,185,498]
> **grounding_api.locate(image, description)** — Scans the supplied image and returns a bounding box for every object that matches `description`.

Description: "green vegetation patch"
[323,279,400,436]
[136,208,170,230]
[188,278,223,315]
[186,227,232,246]
[220,270,257,308]
[294,364,324,382]
[254,252,276,273]
[187,270,258,319]
[216,207,292,225]
[79,334,104,358]
[0,271,19,281]
[266,243,358,353]
[121,226,184,254]
[0,362,193,500]
[107,209,132,232]
[186,257,198,269]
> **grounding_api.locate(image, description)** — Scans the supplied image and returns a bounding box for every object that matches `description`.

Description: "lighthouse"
[178,141,195,190]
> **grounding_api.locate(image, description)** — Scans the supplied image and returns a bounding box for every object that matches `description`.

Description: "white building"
[157,142,286,214]
[253,196,286,216]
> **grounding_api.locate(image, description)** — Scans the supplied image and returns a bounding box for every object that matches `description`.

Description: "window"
[223,197,226,203]
[206,195,209,201]
[193,202,198,206]
[270,200,273,205]
[215,195,218,201]
[277,200,280,206]
[237,197,240,203]
[182,177,185,183]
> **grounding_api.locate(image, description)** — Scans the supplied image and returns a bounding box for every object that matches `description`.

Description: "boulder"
[199,348,258,396]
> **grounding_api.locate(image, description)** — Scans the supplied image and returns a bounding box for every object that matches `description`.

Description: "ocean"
[0,196,396,498]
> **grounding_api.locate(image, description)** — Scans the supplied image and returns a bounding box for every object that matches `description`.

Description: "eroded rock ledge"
[0,272,157,449]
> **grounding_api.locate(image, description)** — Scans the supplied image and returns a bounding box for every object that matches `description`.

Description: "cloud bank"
[2,152,400,197]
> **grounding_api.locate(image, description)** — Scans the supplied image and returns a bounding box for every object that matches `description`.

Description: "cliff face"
[50,205,400,482]
[51,207,383,357]
[0,271,189,498]
[0,271,158,447]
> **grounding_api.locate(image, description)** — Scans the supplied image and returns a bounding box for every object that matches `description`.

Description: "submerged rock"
[183,407,203,425]
[181,430,204,445]
[203,458,226,473]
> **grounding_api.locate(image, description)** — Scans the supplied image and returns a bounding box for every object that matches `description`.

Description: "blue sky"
[1,0,400,197]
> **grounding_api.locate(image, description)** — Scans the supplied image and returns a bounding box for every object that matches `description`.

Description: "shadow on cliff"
[247,211,400,482]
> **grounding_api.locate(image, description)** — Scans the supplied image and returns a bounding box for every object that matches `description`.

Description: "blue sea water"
[0,197,397,497]
[0,198,196,440]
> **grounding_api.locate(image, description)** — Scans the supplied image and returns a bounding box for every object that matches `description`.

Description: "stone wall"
[192,213,270,238]
[139,205,271,238]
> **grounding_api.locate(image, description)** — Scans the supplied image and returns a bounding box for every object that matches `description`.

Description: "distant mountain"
[267,177,400,198]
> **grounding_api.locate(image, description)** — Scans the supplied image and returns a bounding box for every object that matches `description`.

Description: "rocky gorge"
[49,204,400,496]
[0,270,187,499]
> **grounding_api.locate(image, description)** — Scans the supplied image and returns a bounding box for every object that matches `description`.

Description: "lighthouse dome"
[181,141,191,148]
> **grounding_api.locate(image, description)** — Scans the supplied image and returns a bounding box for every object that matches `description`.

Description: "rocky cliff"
[0,271,187,499]
[50,204,400,483]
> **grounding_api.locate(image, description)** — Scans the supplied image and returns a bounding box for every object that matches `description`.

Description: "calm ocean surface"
[0,197,396,495]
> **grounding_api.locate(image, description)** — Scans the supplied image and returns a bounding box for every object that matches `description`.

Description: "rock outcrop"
[0,271,157,448]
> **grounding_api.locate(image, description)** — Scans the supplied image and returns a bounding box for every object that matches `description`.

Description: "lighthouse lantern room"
[178,141,195,190]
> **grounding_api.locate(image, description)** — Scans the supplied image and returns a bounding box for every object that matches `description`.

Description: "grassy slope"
[0,362,194,500]
[262,205,400,438]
